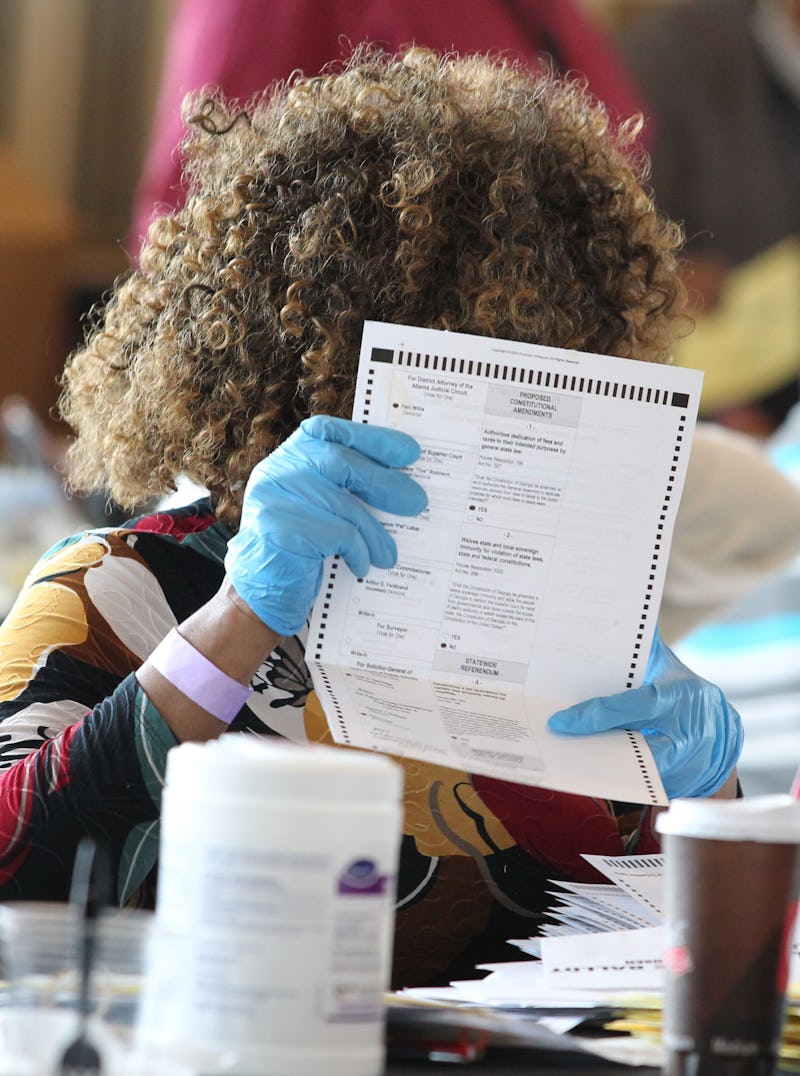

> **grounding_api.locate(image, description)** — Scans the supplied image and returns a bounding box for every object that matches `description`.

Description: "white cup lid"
[656,794,800,843]
[166,734,404,804]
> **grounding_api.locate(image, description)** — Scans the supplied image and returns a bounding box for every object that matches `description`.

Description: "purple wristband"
[148,628,253,725]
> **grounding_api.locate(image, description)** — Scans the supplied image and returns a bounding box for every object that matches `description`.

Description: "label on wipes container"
[326,858,393,1022]
[155,831,396,1032]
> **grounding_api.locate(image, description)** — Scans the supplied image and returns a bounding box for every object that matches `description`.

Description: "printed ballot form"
[307,322,704,805]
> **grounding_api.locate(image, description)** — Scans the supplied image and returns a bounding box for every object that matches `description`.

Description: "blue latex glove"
[547,629,743,799]
[225,415,428,636]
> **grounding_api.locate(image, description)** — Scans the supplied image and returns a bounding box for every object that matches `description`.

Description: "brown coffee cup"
[657,795,800,1076]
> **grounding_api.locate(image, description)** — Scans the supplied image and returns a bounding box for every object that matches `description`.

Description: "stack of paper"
[391,962,663,1068]
[392,853,800,1069]
[536,853,663,941]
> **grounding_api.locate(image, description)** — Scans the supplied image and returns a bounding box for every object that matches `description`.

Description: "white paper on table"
[541,886,659,935]
[507,937,542,957]
[547,881,661,929]
[580,853,666,920]
[581,852,800,982]
[540,925,664,992]
[446,959,656,1014]
[438,960,611,1009]
[307,321,704,804]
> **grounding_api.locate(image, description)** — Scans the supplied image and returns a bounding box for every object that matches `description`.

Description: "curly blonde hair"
[60,46,686,525]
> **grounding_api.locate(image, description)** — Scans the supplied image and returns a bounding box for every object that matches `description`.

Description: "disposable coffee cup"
[657,795,800,1076]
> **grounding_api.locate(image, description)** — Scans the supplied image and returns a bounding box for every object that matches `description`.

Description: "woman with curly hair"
[0,47,740,986]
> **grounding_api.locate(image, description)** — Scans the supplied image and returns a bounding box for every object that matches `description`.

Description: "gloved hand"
[225,415,428,636]
[546,629,743,799]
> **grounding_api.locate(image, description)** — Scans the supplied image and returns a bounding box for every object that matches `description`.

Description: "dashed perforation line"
[377,349,689,407]
[626,730,659,805]
[626,414,686,704]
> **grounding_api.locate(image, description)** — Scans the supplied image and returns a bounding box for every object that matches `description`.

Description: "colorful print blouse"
[0,501,657,987]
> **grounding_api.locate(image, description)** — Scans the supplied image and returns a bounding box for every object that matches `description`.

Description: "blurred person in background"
[129,0,647,255]
[620,0,800,793]
[668,404,800,795]
[618,0,800,437]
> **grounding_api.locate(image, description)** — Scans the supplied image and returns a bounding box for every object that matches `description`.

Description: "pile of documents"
[391,853,800,1069]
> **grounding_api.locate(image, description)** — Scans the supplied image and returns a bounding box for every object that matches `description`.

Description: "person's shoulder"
[124,498,217,541]
[24,498,218,585]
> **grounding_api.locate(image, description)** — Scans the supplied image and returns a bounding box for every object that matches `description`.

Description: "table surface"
[386,1046,656,1073]
[387,1044,798,1074]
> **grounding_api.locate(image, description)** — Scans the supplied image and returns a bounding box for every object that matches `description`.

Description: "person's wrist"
[148,628,252,724]
[136,582,282,743]
[220,577,281,635]
[179,578,281,682]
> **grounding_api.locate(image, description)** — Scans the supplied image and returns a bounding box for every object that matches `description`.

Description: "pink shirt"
[130,0,646,255]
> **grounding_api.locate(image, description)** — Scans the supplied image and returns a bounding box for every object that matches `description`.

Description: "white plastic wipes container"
[136,735,404,1076]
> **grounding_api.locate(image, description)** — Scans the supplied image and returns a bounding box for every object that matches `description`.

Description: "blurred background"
[0,1,171,424]
[2,0,800,795]
[0,0,663,446]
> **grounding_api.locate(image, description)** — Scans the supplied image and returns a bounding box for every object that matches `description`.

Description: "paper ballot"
[307,322,704,804]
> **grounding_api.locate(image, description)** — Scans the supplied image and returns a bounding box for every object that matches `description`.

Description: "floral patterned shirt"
[0,500,657,987]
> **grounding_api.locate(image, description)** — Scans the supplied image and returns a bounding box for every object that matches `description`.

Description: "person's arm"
[0,533,179,903]
[136,416,428,742]
[136,580,278,743]
[0,418,428,903]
